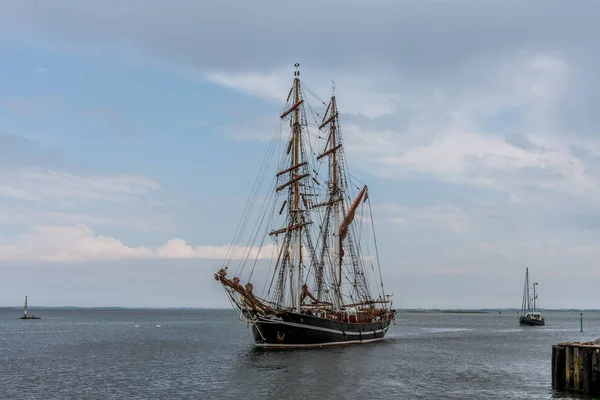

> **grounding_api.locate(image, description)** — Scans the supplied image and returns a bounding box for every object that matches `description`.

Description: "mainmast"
[315,82,346,310]
[317,82,351,310]
[331,91,342,310]
[293,63,302,313]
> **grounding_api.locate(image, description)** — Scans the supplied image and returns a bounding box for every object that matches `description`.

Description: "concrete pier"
[552,341,600,394]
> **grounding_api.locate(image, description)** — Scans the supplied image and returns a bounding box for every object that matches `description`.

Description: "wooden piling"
[552,342,600,394]
[582,347,593,394]
[552,345,556,388]
[553,345,565,390]
[593,349,600,393]
[574,346,580,390]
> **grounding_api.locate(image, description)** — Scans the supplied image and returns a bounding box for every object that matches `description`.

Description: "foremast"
[292,64,303,313]
[273,63,316,312]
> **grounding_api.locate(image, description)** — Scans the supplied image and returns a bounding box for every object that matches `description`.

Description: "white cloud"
[339,53,600,203]
[205,69,291,103]
[382,204,471,234]
[157,238,278,260]
[0,167,161,202]
[478,241,511,259]
[205,52,596,206]
[0,225,153,262]
[205,67,401,119]
[0,206,176,232]
[509,193,522,204]
[221,115,287,142]
[0,225,279,262]
[0,135,184,233]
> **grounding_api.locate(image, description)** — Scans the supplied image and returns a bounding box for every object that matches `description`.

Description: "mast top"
[294,63,300,77]
[332,80,335,96]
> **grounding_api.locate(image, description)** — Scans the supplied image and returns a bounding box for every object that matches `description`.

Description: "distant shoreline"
[403,309,600,313]
[0,306,230,311]
[0,306,598,312]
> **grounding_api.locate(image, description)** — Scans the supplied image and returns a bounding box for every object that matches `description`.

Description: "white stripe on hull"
[255,337,385,349]
[257,318,390,336]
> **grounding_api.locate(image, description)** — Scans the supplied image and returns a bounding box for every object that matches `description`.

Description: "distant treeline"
[401,308,600,313]
[0,306,230,310]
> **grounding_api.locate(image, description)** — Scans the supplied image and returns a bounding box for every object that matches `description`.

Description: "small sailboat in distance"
[518,268,544,326]
[20,295,41,320]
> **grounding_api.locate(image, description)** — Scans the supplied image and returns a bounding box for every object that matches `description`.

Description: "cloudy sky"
[0,0,599,309]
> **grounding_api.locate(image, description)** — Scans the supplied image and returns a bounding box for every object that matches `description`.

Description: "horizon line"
[0,306,598,312]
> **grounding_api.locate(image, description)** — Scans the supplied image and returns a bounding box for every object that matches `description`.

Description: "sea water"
[1,308,597,399]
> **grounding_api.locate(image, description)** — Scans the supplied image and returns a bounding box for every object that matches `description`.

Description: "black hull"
[250,311,394,349]
[20,316,41,320]
[519,316,545,326]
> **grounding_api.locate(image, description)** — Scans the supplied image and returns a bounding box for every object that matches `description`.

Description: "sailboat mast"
[533,282,537,312]
[331,93,342,310]
[331,95,338,192]
[294,63,302,313]
[526,268,530,312]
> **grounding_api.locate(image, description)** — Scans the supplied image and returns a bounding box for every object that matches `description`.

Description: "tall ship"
[214,64,396,348]
[518,268,545,326]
